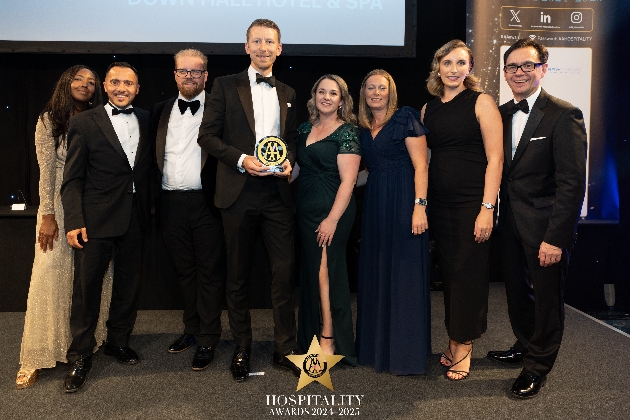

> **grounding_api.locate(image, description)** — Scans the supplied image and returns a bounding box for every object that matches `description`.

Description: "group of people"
[16,18,587,401]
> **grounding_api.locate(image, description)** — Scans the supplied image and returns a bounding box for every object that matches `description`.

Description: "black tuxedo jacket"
[497,88,587,249]
[151,93,220,219]
[61,104,152,237]
[197,70,297,209]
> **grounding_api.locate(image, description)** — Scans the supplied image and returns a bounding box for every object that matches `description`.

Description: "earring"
[437,73,441,77]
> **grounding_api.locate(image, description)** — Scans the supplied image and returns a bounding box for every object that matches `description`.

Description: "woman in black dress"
[421,40,503,380]
[295,75,361,364]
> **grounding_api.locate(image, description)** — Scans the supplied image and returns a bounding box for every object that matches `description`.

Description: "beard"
[178,81,204,100]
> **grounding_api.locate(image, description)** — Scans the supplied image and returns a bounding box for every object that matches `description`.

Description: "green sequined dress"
[296,122,360,365]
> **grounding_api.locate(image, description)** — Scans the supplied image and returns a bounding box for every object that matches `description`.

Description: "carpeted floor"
[1,283,629,420]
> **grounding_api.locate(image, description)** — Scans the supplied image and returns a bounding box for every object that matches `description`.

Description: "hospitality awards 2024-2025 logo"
[266,336,364,416]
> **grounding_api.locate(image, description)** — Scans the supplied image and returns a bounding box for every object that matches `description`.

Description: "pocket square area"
[530,136,546,141]
[287,103,292,107]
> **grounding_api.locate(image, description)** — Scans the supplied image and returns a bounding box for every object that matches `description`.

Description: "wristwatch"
[481,202,495,209]
[415,198,428,206]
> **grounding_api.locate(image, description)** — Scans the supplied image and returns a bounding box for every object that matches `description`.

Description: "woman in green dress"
[295,75,361,365]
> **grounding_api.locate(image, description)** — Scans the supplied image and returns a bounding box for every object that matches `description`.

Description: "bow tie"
[178,99,201,116]
[506,99,529,115]
[255,73,276,87]
[110,105,134,116]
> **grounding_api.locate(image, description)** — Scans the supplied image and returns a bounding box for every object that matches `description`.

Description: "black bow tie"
[110,105,134,115]
[255,73,276,87]
[506,99,529,115]
[178,99,201,116]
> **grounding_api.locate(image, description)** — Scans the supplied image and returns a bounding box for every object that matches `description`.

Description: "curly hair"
[358,69,398,129]
[39,65,102,149]
[306,74,357,126]
[426,39,481,98]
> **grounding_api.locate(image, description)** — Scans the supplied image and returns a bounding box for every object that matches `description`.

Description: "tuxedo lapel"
[156,97,176,173]
[134,110,149,168]
[93,106,127,163]
[502,110,513,168]
[235,72,256,140]
[510,92,546,170]
[277,84,288,138]
[199,92,211,169]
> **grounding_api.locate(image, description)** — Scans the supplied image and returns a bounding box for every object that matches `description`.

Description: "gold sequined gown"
[19,114,113,370]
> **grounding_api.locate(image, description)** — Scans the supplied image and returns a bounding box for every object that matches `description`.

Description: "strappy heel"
[446,341,472,381]
[440,345,454,367]
[16,368,39,389]
[320,335,335,355]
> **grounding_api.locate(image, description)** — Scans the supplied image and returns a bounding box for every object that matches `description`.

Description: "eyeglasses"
[503,62,544,74]
[175,69,206,78]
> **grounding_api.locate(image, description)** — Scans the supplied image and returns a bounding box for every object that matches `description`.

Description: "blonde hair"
[306,74,357,126]
[358,69,398,129]
[174,48,208,70]
[426,39,481,98]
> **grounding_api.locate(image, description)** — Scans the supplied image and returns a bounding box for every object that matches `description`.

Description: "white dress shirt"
[162,91,205,190]
[511,87,542,158]
[237,65,281,170]
[105,102,140,191]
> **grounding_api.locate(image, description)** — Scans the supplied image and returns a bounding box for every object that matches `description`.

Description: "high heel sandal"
[16,368,39,389]
[440,346,453,367]
[320,335,335,355]
[446,341,472,381]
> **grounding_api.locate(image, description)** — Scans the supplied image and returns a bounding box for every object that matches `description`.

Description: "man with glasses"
[151,49,225,371]
[488,39,587,399]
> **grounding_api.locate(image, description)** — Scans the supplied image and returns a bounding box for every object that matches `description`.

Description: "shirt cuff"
[237,154,247,173]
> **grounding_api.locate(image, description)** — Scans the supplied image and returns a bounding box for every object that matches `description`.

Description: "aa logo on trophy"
[286,336,344,391]
[255,135,287,172]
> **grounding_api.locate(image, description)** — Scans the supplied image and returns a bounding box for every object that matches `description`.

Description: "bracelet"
[481,202,495,209]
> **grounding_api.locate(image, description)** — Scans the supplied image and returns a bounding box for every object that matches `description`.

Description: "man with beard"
[61,62,152,392]
[198,19,300,382]
[151,49,225,371]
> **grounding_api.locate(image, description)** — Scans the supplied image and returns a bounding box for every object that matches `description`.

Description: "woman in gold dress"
[16,65,114,389]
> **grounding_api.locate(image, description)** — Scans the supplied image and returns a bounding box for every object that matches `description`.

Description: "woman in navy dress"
[422,40,503,380]
[296,75,361,365]
[355,69,431,375]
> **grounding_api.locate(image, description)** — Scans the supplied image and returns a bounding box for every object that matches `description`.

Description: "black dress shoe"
[64,356,92,393]
[511,368,547,399]
[273,350,301,378]
[230,346,251,382]
[104,342,139,365]
[168,333,196,353]
[192,346,215,371]
[487,347,524,365]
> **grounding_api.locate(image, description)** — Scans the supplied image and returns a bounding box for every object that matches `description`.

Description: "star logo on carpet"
[286,336,344,391]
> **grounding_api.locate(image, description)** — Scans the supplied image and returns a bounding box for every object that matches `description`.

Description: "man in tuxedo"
[488,39,587,399]
[151,49,225,371]
[61,62,152,392]
[198,19,300,382]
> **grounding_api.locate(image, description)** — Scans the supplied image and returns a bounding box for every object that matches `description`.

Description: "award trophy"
[255,135,288,173]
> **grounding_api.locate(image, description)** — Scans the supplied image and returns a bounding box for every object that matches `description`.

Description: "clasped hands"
[242,155,292,178]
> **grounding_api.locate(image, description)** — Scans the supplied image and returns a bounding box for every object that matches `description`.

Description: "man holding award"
[198,19,299,382]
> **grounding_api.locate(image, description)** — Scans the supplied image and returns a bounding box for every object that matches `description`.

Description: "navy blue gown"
[356,107,431,375]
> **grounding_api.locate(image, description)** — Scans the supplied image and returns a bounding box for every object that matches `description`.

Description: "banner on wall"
[466,0,618,221]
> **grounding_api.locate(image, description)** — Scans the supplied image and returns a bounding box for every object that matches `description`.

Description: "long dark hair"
[39,65,102,149]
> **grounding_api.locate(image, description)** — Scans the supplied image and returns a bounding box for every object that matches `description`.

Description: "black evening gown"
[356,107,431,375]
[296,122,361,366]
[424,89,490,343]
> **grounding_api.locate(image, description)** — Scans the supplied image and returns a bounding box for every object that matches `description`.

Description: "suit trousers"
[160,190,225,347]
[499,199,569,377]
[221,176,297,355]
[67,198,143,362]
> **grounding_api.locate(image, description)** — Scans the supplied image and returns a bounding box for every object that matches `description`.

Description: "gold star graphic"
[286,335,344,391]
